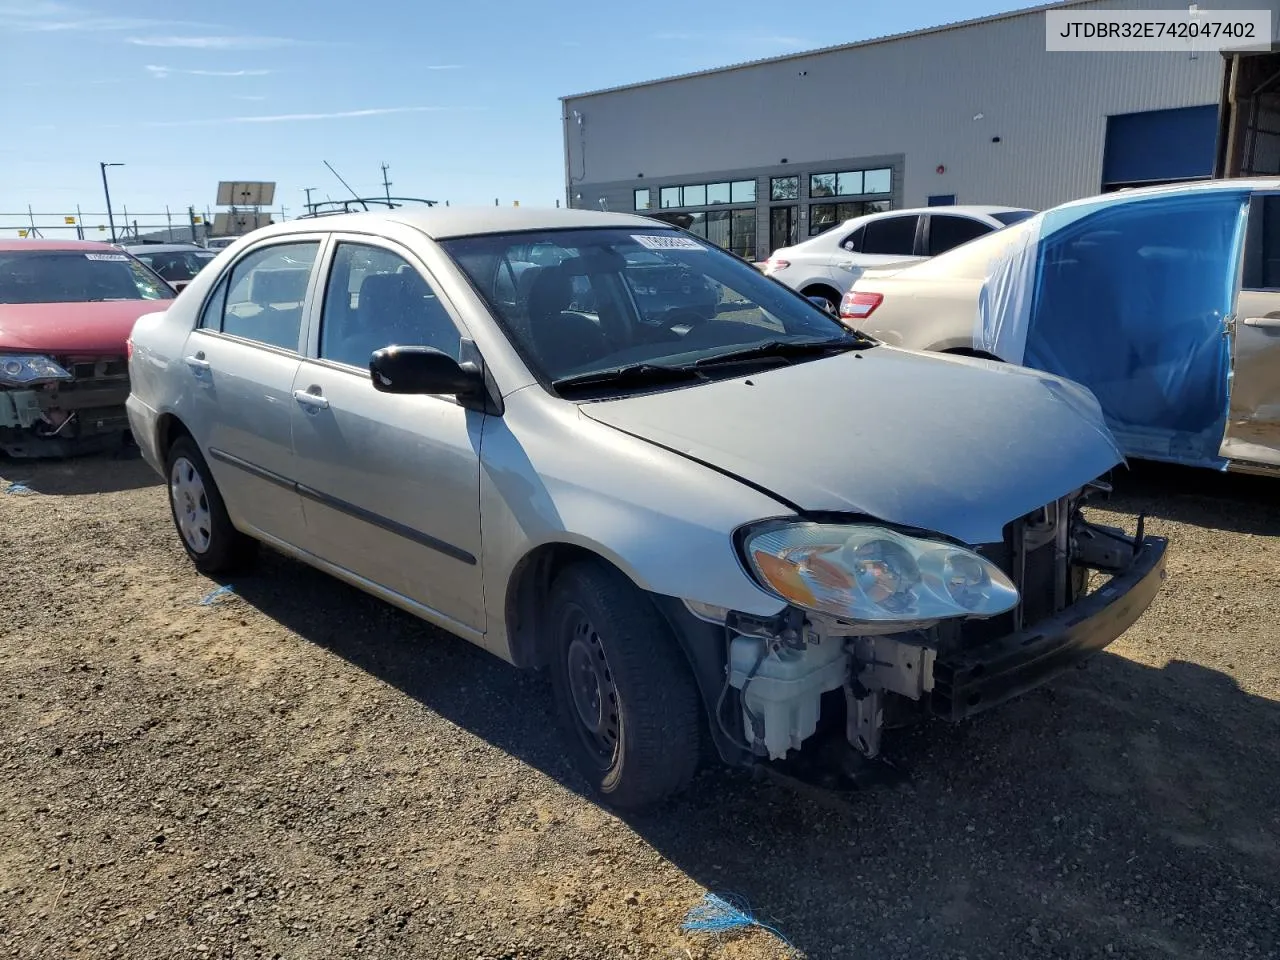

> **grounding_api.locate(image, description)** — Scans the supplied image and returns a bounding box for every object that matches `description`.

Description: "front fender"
[478,396,789,659]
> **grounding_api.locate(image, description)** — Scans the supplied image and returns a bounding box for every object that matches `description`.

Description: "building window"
[771,176,799,201]
[659,186,681,209]
[836,171,863,196]
[729,207,756,259]
[731,180,756,203]
[810,167,893,199]
[706,182,731,204]
[810,173,837,198]
[808,200,892,236]
[864,168,892,194]
[682,183,707,206]
[634,188,651,211]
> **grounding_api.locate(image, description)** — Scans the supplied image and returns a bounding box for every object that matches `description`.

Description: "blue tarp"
[975,185,1249,470]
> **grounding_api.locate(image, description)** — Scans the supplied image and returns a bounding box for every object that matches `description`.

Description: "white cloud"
[142,106,453,127]
[128,34,302,50]
[0,1,212,33]
[146,64,273,79]
[426,64,463,70]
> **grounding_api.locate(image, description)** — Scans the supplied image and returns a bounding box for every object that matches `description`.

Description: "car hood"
[0,300,166,356]
[578,348,1124,545]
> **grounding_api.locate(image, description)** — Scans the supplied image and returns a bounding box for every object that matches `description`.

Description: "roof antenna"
[323,160,365,209]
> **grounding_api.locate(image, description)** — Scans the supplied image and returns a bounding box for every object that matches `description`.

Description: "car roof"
[905,205,1031,216]
[123,243,211,253]
[0,238,126,252]
[240,206,667,242]
[786,205,1034,249]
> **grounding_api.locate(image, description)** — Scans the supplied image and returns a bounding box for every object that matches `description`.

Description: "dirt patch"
[0,455,1277,959]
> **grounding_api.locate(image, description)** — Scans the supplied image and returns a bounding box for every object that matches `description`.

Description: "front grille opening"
[964,494,1079,647]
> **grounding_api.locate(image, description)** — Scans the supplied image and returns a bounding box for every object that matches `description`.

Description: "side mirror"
[808,295,837,315]
[369,345,483,397]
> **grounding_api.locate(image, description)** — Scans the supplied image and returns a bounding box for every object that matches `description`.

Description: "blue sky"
[2,0,1030,235]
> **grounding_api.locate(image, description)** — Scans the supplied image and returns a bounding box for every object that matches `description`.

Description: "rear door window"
[927,215,994,255]
[219,241,320,351]
[860,215,919,256]
[838,226,865,252]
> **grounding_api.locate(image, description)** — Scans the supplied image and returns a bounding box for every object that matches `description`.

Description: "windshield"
[440,227,866,388]
[0,250,175,305]
[132,249,216,283]
[991,210,1036,226]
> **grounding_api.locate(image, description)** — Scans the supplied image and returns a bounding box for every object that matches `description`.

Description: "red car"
[0,239,175,457]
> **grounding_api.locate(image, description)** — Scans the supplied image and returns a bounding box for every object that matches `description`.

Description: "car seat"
[336,271,456,367]
[525,266,612,373]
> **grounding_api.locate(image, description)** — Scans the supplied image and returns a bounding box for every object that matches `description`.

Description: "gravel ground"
[0,453,1277,960]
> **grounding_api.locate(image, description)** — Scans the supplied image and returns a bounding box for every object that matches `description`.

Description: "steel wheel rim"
[562,607,620,768]
[170,456,212,554]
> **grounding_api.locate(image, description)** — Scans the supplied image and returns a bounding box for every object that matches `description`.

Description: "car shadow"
[0,445,161,496]
[1103,459,1279,536]
[224,550,1279,960]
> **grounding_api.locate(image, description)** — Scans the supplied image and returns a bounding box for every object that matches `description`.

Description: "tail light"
[763,258,789,275]
[125,337,134,361]
[840,290,883,320]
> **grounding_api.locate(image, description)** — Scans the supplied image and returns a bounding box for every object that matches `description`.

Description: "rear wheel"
[547,561,702,809]
[165,436,257,575]
[802,287,840,315]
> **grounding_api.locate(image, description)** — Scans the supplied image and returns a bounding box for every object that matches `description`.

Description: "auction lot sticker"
[631,234,705,251]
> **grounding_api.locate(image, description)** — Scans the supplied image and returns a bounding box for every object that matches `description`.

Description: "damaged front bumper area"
[666,498,1167,780]
[0,356,131,458]
[931,531,1166,722]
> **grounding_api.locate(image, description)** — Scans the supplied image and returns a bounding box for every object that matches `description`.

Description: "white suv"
[763,206,1034,312]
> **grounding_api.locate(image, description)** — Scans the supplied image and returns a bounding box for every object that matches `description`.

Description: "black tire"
[164,436,257,575]
[547,561,702,809]
[803,288,840,315]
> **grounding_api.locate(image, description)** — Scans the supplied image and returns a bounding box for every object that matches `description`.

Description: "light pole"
[99,162,123,242]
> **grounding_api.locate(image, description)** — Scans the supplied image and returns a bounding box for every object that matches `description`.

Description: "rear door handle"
[292,388,330,411]
[1243,316,1280,329]
[184,354,211,373]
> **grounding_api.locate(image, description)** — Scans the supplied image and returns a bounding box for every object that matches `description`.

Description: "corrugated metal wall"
[564,0,1280,213]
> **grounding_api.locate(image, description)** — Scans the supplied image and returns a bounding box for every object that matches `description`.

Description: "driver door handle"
[292,388,330,411]
[1243,316,1280,329]
[184,354,211,372]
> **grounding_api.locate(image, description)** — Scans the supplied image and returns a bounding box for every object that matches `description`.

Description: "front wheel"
[547,561,702,809]
[165,436,257,575]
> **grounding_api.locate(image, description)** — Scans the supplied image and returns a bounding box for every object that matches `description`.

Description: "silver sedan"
[126,207,1167,808]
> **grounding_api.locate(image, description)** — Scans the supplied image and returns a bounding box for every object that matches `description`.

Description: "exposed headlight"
[741,522,1018,624]
[0,354,73,387]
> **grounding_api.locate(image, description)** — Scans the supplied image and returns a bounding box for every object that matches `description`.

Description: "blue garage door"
[1102,105,1219,189]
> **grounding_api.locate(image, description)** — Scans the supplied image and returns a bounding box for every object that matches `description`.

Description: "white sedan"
[763,205,1034,312]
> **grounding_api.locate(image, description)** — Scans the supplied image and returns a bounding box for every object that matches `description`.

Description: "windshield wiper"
[693,335,873,369]
[552,362,706,393]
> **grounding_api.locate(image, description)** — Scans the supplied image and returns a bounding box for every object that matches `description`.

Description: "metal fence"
[2,206,224,243]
